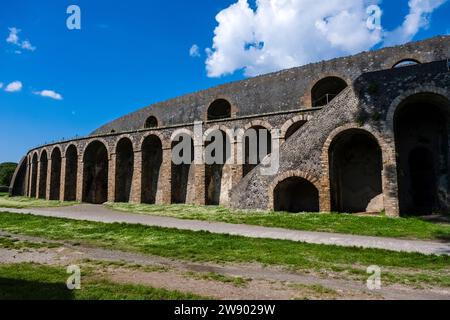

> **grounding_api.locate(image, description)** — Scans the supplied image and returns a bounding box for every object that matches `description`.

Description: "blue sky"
[0,0,449,163]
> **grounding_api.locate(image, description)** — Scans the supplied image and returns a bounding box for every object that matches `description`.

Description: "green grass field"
[1,211,449,288]
[0,263,204,300]
[0,194,77,209]
[107,203,450,241]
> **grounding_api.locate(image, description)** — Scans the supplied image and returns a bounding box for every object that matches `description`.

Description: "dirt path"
[1,231,449,300]
[1,205,449,256]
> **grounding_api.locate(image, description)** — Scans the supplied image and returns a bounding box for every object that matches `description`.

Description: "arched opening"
[205,130,231,205]
[285,120,307,141]
[49,148,62,200]
[38,151,48,199]
[311,77,348,107]
[394,93,449,216]
[83,141,109,204]
[207,99,232,121]
[30,153,38,197]
[329,130,383,213]
[144,116,158,129]
[393,59,420,68]
[243,126,272,177]
[115,138,134,202]
[171,134,194,204]
[141,135,162,204]
[274,177,319,213]
[64,145,78,201]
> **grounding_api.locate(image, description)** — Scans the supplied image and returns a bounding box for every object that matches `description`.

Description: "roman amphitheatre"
[10,36,450,217]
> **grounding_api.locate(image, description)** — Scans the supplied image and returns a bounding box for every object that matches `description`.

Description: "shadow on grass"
[0,278,74,300]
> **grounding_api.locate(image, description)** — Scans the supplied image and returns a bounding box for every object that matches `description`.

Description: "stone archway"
[243,123,272,177]
[38,150,48,199]
[141,135,162,204]
[273,176,320,213]
[393,93,449,216]
[83,141,109,204]
[171,132,194,204]
[49,148,62,200]
[115,138,134,203]
[30,153,38,197]
[204,129,231,205]
[64,145,78,201]
[329,129,383,213]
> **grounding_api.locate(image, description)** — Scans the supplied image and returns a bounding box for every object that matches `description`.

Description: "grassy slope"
[0,211,449,287]
[0,194,77,209]
[0,263,204,300]
[107,203,450,241]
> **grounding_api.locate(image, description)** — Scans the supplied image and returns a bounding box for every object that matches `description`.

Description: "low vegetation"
[0,162,17,188]
[0,194,77,209]
[0,263,205,300]
[0,212,449,288]
[107,203,450,241]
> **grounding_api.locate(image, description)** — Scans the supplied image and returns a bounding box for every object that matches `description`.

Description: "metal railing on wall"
[312,93,338,108]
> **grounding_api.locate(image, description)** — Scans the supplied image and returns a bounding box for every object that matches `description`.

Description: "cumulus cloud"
[6,27,20,44]
[4,81,23,92]
[6,27,36,52]
[206,0,446,77]
[384,0,447,46]
[189,44,201,57]
[33,90,63,100]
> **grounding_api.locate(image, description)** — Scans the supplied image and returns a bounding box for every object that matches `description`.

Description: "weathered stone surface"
[9,36,450,217]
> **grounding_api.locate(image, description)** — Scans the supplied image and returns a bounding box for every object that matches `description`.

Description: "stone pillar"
[192,165,205,205]
[25,160,31,197]
[191,135,206,205]
[156,147,171,204]
[130,150,142,203]
[76,159,83,202]
[382,138,400,217]
[60,156,67,201]
[35,160,41,199]
[108,154,116,203]
[230,141,243,190]
[45,159,52,200]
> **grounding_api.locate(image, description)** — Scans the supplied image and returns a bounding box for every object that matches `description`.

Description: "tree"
[0,162,18,187]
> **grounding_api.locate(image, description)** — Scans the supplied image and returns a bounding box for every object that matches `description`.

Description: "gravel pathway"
[1,205,449,256]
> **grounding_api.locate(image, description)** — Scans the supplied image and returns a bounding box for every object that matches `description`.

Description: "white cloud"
[206,0,447,77]
[4,81,23,92]
[189,44,201,57]
[33,90,63,100]
[20,40,36,51]
[384,0,447,46]
[6,27,20,44]
[6,27,36,52]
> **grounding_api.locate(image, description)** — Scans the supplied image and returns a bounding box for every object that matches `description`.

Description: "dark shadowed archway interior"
[64,145,78,201]
[395,94,449,216]
[83,141,109,204]
[285,121,307,141]
[145,116,158,129]
[141,135,162,204]
[311,77,348,107]
[330,130,383,213]
[38,151,48,199]
[207,99,232,120]
[115,138,134,202]
[171,134,194,204]
[274,177,319,213]
[49,148,62,200]
[30,154,38,197]
[243,126,272,177]
[205,131,231,205]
